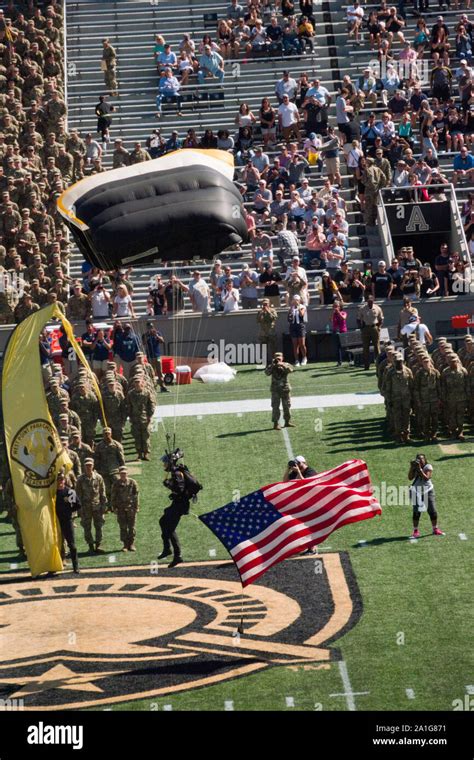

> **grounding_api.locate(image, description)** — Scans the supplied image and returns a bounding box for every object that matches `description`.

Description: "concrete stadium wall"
[1,295,473,360]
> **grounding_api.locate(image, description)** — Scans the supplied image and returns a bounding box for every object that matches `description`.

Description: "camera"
[288,460,299,468]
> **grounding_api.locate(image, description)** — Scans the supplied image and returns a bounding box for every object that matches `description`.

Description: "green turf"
[157,362,377,405]
[1,363,472,711]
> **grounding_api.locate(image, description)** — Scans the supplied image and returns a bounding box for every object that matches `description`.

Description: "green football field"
[1,363,472,712]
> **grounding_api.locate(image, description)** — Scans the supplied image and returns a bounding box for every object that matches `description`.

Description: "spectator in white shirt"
[90,283,111,319]
[222,279,240,312]
[347,2,364,44]
[278,94,300,142]
[275,71,298,103]
[188,271,211,313]
[112,284,136,318]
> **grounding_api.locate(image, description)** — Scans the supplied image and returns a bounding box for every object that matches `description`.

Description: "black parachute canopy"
[57,149,249,269]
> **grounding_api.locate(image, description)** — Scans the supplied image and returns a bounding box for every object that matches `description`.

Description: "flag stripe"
[233,497,379,572]
[200,460,382,587]
[237,505,379,585]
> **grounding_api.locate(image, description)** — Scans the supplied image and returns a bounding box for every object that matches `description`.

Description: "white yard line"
[335,660,360,712]
[281,426,295,460]
[154,392,383,419]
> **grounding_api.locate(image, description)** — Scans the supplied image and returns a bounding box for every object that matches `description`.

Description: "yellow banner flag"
[2,304,105,576]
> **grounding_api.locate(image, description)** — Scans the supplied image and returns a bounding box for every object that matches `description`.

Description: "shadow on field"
[216,429,272,438]
[352,536,410,548]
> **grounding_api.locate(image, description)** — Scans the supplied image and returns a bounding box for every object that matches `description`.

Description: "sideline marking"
[406,688,415,700]
[224,700,234,711]
[337,661,359,711]
[459,533,468,541]
[154,392,384,419]
[285,696,295,707]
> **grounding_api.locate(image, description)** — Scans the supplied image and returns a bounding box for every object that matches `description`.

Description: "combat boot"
[284,421,296,427]
[88,543,94,553]
[129,543,136,552]
[273,423,281,430]
[121,545,128,552]
[158,549,171,559]
[95,543,104,553]
[168,556,183,568]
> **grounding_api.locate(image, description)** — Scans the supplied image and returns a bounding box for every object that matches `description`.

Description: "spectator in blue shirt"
[91,328,112,382]
[453,147,474,186]
[157,44,178,71]
[156,68,183,117]
[164,130,183,153]
[198,46,225,85]
[81,320,96,366]
[112,322,140,379]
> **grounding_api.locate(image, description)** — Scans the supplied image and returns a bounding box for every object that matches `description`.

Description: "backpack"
[181,467,203,499]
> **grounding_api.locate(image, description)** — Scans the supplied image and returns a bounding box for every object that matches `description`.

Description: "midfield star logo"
[0,556,361,709]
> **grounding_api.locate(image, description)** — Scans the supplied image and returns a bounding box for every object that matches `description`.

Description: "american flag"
[200,459,381,587]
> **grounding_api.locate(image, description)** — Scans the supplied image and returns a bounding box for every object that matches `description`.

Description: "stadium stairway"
[64,1,472,313]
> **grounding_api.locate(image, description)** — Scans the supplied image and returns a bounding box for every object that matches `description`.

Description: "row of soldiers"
[3,349,158,556]
[377,335,474,443]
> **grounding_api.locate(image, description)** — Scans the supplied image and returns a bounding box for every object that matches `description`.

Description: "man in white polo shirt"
[278,94,300,142]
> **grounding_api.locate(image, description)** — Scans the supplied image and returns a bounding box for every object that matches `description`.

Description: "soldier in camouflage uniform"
[467,360,474,425]
[102,38,118,95]
[57,413,79,442]
[70,430,94,469]
[102,378,127,442]
[4,477,24,555]
[60,435,82,487]
[75,458,107,552]
[66,128,85,181]
[58,398,82,435]
[111,465,139,552]
[0,279,16,323]
[46,377,69,422]
[127,376,155,460]
[70,381,100,447]
[379,346,396,433]
[383,354,414,443]
[256,298,278,364]
[112,138,130,169]
[413,355,441,442]
[66,282,91,320]
[361,157,387,227]
[264,352,295,430]
[105,361,128,396]
[94,427,125,508]
[441,354,468,440]
[129,352,156,401]
[13,292,39,323]
[458,335,474,369]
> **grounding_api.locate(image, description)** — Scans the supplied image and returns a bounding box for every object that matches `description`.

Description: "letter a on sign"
[406,206,429,232]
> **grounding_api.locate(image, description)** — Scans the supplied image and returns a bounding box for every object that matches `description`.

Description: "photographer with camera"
[283,455,317,481]
[158,449,202,568]
[264,352,295,430]
[409,454,444,539]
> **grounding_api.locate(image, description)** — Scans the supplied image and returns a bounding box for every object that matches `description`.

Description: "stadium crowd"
[0,0,474,561]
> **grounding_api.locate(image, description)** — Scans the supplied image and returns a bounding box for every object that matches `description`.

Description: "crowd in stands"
[1,0,474,330]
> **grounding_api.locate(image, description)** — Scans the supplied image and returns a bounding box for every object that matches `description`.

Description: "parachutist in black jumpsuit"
[158,465,189,568]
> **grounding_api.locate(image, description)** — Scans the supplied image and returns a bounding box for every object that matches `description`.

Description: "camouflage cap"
[118,465,127,473]
[59,413,68,420]
[103,427,112,433]
[84,458,94,465]
[274,352,283,359]
[49,378,59,386]
[60,435,69,442]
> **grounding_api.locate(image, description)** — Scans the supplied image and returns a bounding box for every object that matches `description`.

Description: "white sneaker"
[295,361,300,367]
[301,357,307,365]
